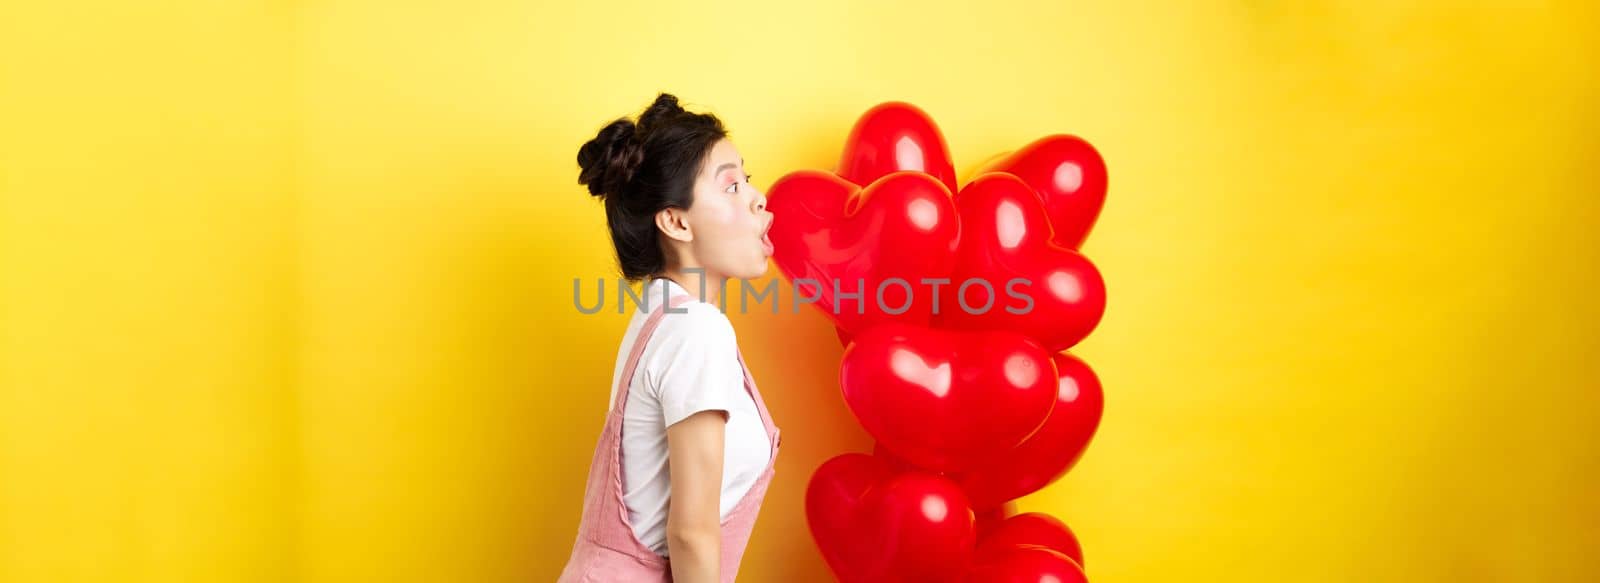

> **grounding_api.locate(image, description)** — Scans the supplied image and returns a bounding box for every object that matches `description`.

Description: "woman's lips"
[761,231,775,256]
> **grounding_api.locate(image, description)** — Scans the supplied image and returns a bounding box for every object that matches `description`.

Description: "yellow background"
[3,1,1596,581]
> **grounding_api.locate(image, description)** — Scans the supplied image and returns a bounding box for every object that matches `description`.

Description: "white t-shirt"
[607,277,771,557]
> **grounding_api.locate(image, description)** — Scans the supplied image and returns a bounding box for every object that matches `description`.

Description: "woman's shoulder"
[652,299,736,346]
[638,296,742,407]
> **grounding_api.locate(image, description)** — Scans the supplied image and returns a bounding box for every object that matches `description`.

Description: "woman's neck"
[658,267,726,307]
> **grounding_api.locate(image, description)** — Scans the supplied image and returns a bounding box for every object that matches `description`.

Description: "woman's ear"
[655,207,693,243]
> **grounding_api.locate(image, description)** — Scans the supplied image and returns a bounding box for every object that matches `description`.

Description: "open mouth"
[760,223,775,256]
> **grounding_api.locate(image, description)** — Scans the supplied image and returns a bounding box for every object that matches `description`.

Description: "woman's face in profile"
[683,138,775,281]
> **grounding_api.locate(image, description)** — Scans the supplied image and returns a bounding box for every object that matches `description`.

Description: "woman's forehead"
[703,139,743,177]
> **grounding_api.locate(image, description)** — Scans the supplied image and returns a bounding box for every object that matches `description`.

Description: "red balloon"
[875,473,978,582]
[807,454,893,582]
[806,453,976,583]
[841,324,1058,472]
[960,353,1103,509]
[838,102,958,194]
[767,170,960,335]
[977,134,1107,250]
[935,173,1106,353]
[964,546,1087,583]
[977,513,1084,569]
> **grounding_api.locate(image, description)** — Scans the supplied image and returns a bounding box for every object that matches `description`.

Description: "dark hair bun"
[577,118,644,198]
[637,93,686,133]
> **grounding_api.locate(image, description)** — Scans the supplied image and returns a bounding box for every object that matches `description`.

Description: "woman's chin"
[735,260,770,281]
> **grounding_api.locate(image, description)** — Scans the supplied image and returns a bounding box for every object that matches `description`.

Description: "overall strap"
[611,292,697,412]
[735,350,777,433]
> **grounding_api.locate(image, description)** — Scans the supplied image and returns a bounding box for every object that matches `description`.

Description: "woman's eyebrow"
[710,159,744,177]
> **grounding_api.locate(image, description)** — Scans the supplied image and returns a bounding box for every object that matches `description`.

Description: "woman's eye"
[726,182,739,194]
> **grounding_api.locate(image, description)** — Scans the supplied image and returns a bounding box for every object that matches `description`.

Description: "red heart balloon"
[935,173,1106,353]
[838,102,958,194]
[977,513,1085,569]
[959,353,1103,509]
[806,454,892,582]
[841,324,1058,472]
[767,170,960,335]
[977,134,1107,250]
[806,453,976,583]
[874,472,978,582]
[964,546,1088,583]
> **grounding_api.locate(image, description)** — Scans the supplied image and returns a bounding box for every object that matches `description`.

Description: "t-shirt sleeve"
[648,303,743,428]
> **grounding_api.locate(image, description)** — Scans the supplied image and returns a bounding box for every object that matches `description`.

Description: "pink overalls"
[558,294,781,582]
